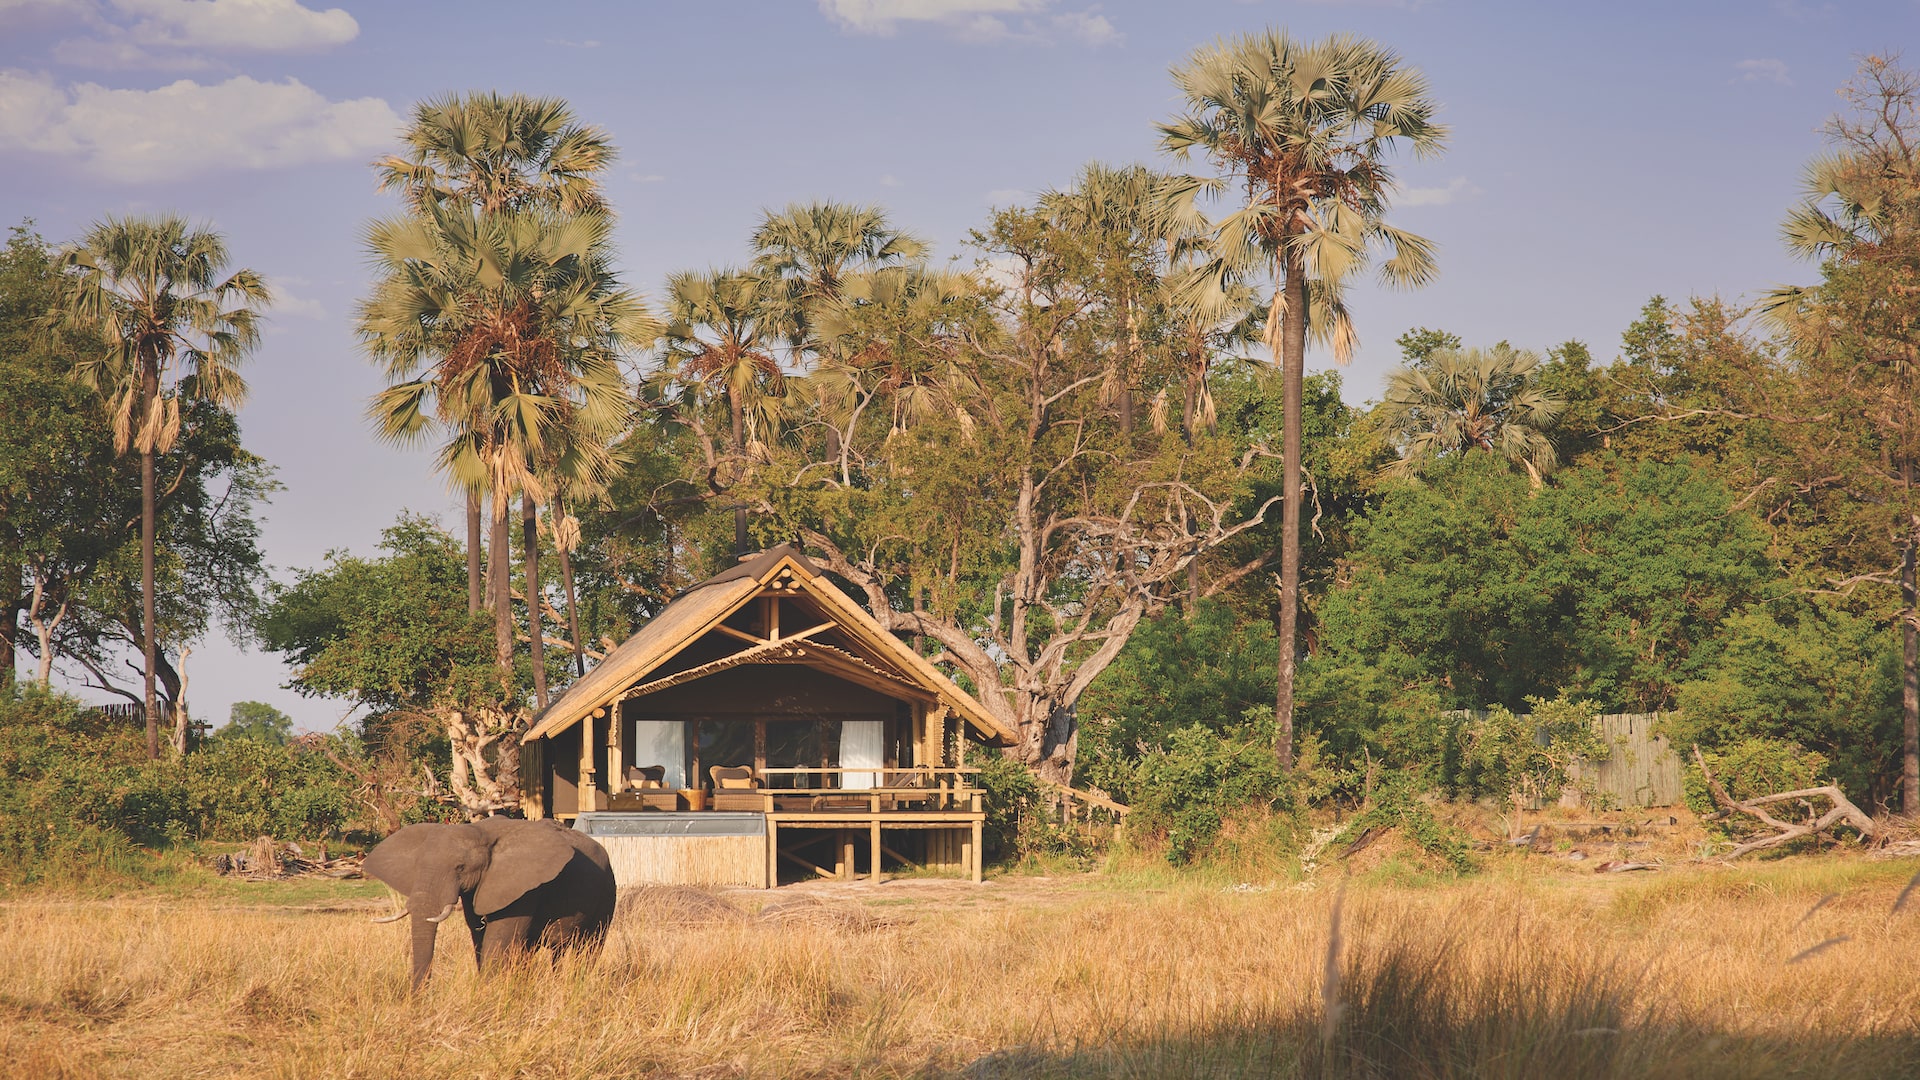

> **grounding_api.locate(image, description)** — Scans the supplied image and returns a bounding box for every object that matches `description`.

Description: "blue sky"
[2,0,1913,731]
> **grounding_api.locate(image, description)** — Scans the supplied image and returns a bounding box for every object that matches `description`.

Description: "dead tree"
[1692,746,1876,858]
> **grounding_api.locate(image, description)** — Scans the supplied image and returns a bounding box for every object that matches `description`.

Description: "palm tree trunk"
[553,500,587,679]
[466,489,482,614]
[523,493,547,710]
[1272,247,1308,773]
[489,492,513,684]
[732,396,748,556]
[141,363,160,761]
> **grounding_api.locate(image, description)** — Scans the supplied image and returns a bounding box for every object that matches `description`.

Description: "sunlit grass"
[1,859,1916,1078]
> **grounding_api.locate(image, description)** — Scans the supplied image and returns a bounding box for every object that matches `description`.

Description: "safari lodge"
[518,546,1014,888]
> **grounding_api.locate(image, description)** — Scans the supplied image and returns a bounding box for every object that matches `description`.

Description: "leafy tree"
[1672,596,1899,805]
[1306,454,1774,759]
[1077,599,1278,794]
[1,223,114,689]
[747,204,1276,783]
[256,514,504,813]
[1393,326,1460,363]
[1160,29,1447,770]
[1378,344,1563,484]
[213,700,293,746]
[1536,339,1609,464]
[49,215,269,758]
[1761,56,1920,810]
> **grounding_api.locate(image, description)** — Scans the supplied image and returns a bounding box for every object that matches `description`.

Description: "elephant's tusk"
[370,910,409,924]
[424,902,458,924]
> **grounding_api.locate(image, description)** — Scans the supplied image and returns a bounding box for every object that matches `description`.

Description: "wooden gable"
[525,545,1014,746]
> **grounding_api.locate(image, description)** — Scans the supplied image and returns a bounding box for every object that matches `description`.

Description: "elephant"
[363,816,617,988]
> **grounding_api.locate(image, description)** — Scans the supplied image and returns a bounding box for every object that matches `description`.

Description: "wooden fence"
[1562,712,1684,809]
[1450,708,1685,809]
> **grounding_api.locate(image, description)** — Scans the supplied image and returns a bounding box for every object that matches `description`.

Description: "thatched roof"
[524,545,1014,745]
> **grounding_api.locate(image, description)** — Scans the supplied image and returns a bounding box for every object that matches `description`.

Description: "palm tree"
[1160,29,1446,769]
[359,203,649,686]
[1379,345,1563,484]
[375,91,617,615]
[377,91,614,215]
[750,201,926,349]
[1042,163,1174,436]
[52,215,269,758]
[659,268,787,554]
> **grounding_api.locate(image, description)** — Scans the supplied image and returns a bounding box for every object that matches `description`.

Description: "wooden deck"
[569,776,986,887]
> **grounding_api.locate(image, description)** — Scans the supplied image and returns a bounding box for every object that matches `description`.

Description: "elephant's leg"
[478,913,537,972]
[462,896,486,970]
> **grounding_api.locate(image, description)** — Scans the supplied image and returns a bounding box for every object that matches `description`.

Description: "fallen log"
[1692,746,1875,859]
[207,836,363,880]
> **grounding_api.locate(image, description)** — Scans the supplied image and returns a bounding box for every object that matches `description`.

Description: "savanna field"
[4,855,1919,1080]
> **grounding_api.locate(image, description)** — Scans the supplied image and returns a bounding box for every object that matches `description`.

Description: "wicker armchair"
[708,765,765,811]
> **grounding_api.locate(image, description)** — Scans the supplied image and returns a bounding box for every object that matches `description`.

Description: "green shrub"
[0,686,364,885]
[1683,737,1833,831]
[1127,709,1294,865]
[1334,773,1477,874]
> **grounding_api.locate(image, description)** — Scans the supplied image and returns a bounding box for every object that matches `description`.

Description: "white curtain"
[631,720,686,788]
[838,720,883,789]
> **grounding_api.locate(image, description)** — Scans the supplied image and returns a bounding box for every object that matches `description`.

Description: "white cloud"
[0,70,400,183]
[820,0,1041,34]
[52,34,213,70]
[984,187,1026,205]
[1051,9,1117,46]
[267,276,325,319]
[32,0,358,69]
[880,172,901,187]
[818,0,1116,45]
[1733,58,1792,86]
[1398,177,1479,207]
[113,0,357,51]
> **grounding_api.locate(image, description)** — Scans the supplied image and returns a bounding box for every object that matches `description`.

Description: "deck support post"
[870,818,882,884]
[579,710,596,812]
[766,816,778,889]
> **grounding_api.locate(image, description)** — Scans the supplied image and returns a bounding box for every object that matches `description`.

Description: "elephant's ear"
[362,824,439,897]
[471,821,578,917]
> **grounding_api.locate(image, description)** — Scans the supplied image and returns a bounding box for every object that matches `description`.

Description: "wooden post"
[870,817,882,884]
[766,817,778,889]
[579,710,596,811]
[839,830,855,880]
[971,818,984,883]
[520,739,545,819]
[608,713,624,796]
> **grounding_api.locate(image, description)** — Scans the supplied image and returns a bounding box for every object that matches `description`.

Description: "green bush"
[1334,772,1477,875]
[1683,737,1833,828]
[1127,709,1295,865]
[0,686,363,885]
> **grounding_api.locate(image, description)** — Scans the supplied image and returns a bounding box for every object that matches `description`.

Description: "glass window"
[764,721,822,788]
[630,720,687,788]
[696,720,754,786]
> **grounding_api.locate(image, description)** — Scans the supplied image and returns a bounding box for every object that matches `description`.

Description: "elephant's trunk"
[409,909,438,990]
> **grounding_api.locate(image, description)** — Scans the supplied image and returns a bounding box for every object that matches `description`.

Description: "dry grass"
[2,860,1918,1079]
